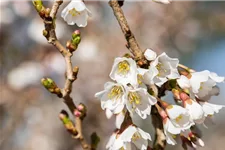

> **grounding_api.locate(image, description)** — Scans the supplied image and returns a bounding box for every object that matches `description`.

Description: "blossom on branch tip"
[110,57,138,87]
[125,87,157,119]
[183,99,205,124]
[107,125,151,150]
[144,50,180,87]
[95,82,125,114]
[177,70,224,100]
[165,105,194,130]
[61,0,91,27]
[199,102,224,117]
[115,110,125,129]
[163,117,181,145]
[157,105,181,145]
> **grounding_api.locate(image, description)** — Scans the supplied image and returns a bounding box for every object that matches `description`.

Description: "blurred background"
[1,1,225,150]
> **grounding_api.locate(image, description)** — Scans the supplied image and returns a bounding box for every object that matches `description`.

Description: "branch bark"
[34,0,91,149]
[109,0,144,61]
[151,106,166,150]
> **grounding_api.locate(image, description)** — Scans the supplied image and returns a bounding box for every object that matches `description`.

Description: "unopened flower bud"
[73,66,79,78]
[71,30,81,46]
[32,0,43,12]
[73,30,80,36]
[77,103,85,111]
[59,110,69,120]
[59,110,78,136]
[74,109,82,117]
[43,29,48,37]
[71,36,81,46]
[91,132,100,149]
[41,78,56,89]
[66,41,77,53]
[41,78,62,96]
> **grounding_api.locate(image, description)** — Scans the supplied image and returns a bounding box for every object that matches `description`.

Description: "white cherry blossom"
[197,72,224,99]
[106,132,117,150]
[200,86,220,101]
[115,111,125,129]
[183,99,205,124]
[199,102,224,117]
[95,82,125,114]
[105,109,113,119]
[110,57,138,87]
[110,125,151,150]
[125,87,157,119]
[177,70,224,100]
[166,105,194,130]
[144,50,180,87]
[163,117,181,145]
[61,0,91,27]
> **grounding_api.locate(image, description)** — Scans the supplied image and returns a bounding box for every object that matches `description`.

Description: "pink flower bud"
[74,110,82,117]
[78,104,84,111]
[73,30,80,35]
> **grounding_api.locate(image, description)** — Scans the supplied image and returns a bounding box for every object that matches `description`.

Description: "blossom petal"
[144,49,157,61]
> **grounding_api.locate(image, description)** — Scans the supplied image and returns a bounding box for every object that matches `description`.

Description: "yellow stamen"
[69,8,80,17]
[117,60,130,75]
[128,92,141,105]
[156,63,167,76]
[108,86,123,100]
[172,134,177,139]
[132,132,141,141]
[137,74,143,85]
[175,114,183,123]
[200,82,204,90]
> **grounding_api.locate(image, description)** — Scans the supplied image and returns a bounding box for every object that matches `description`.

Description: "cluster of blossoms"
[95,49,224,150]
[59,0,224,149]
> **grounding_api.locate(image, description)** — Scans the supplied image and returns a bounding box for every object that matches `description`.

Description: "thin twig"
[178,64,195,73]
[109,0,144,61]
[34,0,91,149]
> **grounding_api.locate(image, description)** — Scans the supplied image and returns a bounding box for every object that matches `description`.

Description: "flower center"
[137,74,143,85]
[172,134,177,139]
[175,114,183,123]
[69,8,80,17]
[128,92,141,105]
[200,82,204,90]
[120,147,125,150]
[132,132,141,141]
[108,86,123,100]
[117,60,130,75]
[156,63,167,76]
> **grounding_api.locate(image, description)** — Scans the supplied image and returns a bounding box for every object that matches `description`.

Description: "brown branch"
[151,106,166,150]
[109,0,166,149]
[178,64,195,73]
[108,0,144,61]
[34,0,91,149]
